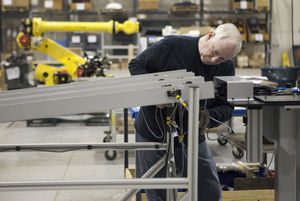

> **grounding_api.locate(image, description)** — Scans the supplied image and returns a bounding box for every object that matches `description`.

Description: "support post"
[246,109,263,162]
[187,87,199,201]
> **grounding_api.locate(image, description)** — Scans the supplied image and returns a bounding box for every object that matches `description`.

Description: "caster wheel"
[103,136,112,143]
[105,150,117,160]
[232,146,244,159]
[217,137,228,146]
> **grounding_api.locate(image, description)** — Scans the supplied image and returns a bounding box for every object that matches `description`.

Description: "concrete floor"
[0,118,250,201]
[0,122,128,201]
[0,68,270,201]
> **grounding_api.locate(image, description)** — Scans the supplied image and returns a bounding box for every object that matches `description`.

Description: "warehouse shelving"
[0,0,272,68]
[199,0,273,66]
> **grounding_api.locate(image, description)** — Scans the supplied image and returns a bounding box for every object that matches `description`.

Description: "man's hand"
[199,110,210,133]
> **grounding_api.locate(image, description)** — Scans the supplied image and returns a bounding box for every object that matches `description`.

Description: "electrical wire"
[178,104,185,138]
[169,103,179,118]
[175,95,188,110]
[161,104,181,173]
[180,142,185,176]
[205,116,234,142]
[140,107,164,139]
[140,104,180,169]
[205,128,220,141]
[178,104,186,176]
[164,106,176,168]
[159,108,167,145]
[203,99,234,141]
[155,107,165,138]
[165,123,172,168]
[209,116,233,135]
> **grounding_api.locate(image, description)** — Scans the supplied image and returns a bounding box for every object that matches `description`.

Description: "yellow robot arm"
[33,37,86,86]
[16,17,140,86]
[23,17,139,37]
[17,32,86,86]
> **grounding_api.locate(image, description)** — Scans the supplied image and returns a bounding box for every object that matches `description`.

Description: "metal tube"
[0,77,214,123]
[120,156,166,201]
[187,87,199,201]
[0,178,189,191]
[0,70,192,98]
[0,142,166,152]
[0,76,201,104]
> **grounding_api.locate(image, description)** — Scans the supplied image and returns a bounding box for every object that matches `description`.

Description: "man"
[129,23,242,201]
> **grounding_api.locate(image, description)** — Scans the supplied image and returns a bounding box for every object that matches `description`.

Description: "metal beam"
[0,76,204,103]
[0,70,211,199]
[187,87,200,201]
[120,156,166,201]
[0,142,167,152]
[0,75,213,122]
[0,70,195,98]
[0,178,189,191]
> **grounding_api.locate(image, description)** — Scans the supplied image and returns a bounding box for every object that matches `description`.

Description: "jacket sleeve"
[206,60,235,128]
[128,37,168,75]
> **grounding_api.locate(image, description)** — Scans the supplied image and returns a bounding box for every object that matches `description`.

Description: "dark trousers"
[136,133,222,201]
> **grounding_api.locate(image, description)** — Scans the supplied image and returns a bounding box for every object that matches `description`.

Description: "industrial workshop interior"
[0,0,300,201]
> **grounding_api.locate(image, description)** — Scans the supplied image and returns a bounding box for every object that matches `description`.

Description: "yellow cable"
[175,95,188,109]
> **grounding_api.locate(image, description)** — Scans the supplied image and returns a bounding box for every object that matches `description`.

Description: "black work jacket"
[129,35,234,143]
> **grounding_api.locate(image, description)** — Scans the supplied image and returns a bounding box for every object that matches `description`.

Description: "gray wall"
[271,0,300,66]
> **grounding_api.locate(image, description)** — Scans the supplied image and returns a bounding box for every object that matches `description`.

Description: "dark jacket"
[128,35,234,143]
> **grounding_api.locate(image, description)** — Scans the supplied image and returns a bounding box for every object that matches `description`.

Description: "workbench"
[232,95,300,201]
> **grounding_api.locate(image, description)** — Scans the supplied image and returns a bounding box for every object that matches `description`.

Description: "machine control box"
[214,76,254,100]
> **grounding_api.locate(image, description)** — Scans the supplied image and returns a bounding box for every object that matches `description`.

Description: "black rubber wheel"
[232,146,244,159]
[105,150,117,160]
[103,136,112,143]
[217,137,228,146]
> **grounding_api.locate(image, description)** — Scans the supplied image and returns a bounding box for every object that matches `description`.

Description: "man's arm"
[206,60,235,128]
[128,38,167,75]
[207,99,234,128]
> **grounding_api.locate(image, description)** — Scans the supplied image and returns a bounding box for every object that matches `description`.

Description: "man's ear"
[206,31,215,41]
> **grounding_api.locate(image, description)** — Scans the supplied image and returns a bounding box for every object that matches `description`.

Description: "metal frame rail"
[0,70,214,201]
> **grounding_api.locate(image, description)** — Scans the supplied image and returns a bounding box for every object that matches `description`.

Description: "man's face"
[199,33,236,65]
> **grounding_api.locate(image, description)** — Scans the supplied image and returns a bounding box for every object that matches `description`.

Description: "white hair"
[213,23,242,57]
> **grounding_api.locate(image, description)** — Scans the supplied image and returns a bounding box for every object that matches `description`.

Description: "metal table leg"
[276,107,300,201]
[246,109,263,162]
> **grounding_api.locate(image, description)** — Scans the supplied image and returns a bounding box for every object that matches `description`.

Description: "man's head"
[198,23,242,65]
